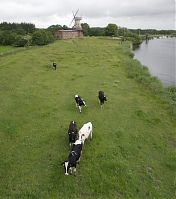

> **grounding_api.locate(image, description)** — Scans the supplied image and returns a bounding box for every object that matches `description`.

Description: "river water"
[133,37,176,86]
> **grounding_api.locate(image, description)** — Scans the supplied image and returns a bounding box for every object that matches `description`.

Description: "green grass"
[0,45,15,53]
[0,45,25,56]
[0,38,175,199]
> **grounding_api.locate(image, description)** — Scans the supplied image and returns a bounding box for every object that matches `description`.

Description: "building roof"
[58,29,82,32]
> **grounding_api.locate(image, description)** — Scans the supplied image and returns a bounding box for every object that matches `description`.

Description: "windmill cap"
[75,17,82,20]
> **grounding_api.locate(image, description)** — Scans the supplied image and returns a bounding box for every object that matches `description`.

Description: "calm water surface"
[133,37,175,86]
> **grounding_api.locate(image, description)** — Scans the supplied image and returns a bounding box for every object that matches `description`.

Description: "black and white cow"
[68,121,78,147]
[75,95,86,113]
[78,122,93,144]
[61,139,83,175]
[53,62,57,70]
[98,91,107,108]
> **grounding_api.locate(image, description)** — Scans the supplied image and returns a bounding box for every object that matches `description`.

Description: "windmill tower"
[55,9,83,39]
[70,9,82,30]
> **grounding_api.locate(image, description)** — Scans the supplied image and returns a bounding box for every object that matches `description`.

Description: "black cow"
[53,62,57,70]
[61,140,83,175]
[68,121,78,147]
[98,91,107,108]
[75,95,86,113]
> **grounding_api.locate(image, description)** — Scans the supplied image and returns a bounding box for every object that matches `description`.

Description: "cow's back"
[79,122,92,140]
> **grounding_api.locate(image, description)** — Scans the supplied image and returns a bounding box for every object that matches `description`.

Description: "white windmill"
[69,9,82,30]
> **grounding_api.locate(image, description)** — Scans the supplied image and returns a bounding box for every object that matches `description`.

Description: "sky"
[0,0,175,30]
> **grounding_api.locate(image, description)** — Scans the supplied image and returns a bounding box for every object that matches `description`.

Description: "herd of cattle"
[61,91,107,175]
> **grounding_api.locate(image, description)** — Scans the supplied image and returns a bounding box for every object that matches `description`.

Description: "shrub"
[14,35,28,47]
[166,87,176,102]
[32,30,54,46]
[0,30,16,45]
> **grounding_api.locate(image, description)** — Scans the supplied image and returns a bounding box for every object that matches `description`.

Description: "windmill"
[69,9,82,30]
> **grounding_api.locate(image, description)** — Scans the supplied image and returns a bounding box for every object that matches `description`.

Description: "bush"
[32,30,55,45]
[105,24,118,36]
[166,87,176,102]
[14,35,28,47]
[127,60,163,94]
[0,30,16,45]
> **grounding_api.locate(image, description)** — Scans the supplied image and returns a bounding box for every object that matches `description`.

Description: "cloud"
[0,0,174,29]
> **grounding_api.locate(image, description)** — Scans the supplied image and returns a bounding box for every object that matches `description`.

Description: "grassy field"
[0,38,175,199]
[0,45,25,56]
[0,45,15,53]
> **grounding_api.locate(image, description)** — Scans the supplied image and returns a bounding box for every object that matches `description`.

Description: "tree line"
[0,22,175,48]
[128,29,176,36]
[81,23,143,48]
[81,23,176,37]
[0,22,55,47]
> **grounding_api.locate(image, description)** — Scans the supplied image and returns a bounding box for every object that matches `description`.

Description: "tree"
[81,23,90,36]
[47,24,63,35]
[63,25,69,30]
[0,30,16,45]
[32,30,54,45]
[89,27,105,36]
[0,22,35,34]
[105,24,118,36]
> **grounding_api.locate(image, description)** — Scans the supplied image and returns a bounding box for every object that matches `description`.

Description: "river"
[133,37,176,86]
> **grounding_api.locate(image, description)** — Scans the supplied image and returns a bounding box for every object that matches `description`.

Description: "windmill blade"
[72,11,75,18]
[69,9,79,27]
[69,17,74,27]
[74,9,79,18]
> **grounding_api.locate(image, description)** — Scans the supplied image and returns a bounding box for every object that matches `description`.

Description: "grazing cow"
[68,121,78,147]
[75,95,86,113]
[62,139,83,175]
[53,62,57,70]
[98,91,107,108]
[78,122,93,144]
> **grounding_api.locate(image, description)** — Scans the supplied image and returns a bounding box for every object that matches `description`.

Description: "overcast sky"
[0,0,175,29]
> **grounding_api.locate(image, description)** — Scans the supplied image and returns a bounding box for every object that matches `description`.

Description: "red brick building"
[55,29,83,40]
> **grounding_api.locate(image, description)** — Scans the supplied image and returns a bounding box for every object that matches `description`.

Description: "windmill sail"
[69,9,82,30]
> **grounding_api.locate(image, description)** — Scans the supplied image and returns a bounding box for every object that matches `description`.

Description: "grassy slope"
[0,46,15,53]
[0,45,25,56]
[0,38,175,199]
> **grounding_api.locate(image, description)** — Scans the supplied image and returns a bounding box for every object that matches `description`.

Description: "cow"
[78,122,93,144]
[75,95,86,113]
[61,139,83,175]
[53,62,57,70]
[68,121,78,147]
[98,91,107,108]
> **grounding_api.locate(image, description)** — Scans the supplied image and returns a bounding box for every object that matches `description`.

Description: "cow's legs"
[77,157,81,164]
[90,130,93,139]
[78,106,82,113]
[73,167,76,175]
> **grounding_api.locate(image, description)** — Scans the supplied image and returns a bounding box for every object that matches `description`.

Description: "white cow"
[78,122,93,144]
